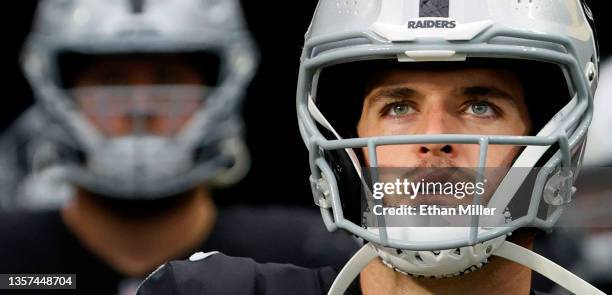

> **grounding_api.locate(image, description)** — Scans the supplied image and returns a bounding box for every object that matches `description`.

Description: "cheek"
[372,146,417,167]
[358,118,419,138]
[84,115,130,137]
[360,146,415,167]
[357,110,405,138]
[458,145,480,167]
[466,116,530,137]
[486,145,522,167]
[149,115,193,136]
[444,145,520,167]
[107,118,131,136]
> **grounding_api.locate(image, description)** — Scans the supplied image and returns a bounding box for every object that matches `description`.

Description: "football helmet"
[21,0,258,200]
[584,58,612,166]
[297,0,603,294]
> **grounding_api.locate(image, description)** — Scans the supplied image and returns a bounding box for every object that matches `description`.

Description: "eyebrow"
[367,85,518,103]
[367,87,420,102]
[463,86,516,101]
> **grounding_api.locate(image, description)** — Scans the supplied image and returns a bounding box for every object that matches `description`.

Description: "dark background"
[1,1,608,208]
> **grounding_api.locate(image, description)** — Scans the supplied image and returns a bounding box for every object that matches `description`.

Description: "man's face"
[357,67,531,169]
[357,67,533,207]
[72,56,205,137]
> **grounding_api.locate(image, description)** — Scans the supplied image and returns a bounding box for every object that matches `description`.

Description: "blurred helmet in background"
[21,0,259,200]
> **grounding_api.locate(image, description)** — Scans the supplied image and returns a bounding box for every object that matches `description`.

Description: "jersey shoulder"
[0,210,75,272]
[137,251,339,295]
[212,206,359,268]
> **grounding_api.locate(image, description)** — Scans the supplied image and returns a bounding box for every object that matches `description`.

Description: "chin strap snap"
[328,242,605,295]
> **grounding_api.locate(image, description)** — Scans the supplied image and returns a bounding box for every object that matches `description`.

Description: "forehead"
[365,67,523,94]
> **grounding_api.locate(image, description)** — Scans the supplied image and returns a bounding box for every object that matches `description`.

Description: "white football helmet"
[21,0,258,200]
[296,0,603,294]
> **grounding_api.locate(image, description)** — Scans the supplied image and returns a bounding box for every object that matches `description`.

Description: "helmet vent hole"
[452,248,461,256]
[414,253,424,263]
[396,249,403,255]
[130,0,145,14]
[432,250,441,255]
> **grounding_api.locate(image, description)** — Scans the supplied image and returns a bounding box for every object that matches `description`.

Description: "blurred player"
[0,0,358,294]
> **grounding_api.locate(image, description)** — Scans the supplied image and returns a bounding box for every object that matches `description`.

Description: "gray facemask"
[88,136,192,185]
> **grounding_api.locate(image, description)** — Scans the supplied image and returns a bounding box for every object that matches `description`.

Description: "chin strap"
[328,242,605,295]
[494,240,605,295]
[328,243,378,295]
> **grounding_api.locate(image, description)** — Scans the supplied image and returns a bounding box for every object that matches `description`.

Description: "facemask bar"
[70,85,210,138]
[298,27,594,251]
[310,132,581,250]
[65,122,247,199]
[22,37,258,196]
[22,36,258,155]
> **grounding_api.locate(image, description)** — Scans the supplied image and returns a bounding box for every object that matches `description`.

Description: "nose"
[414,106,457,159]
[418,143,454,158]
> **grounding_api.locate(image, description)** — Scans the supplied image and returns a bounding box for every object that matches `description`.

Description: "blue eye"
[389,104,413,116]
[472,103,488,114]
[467,101,496,117]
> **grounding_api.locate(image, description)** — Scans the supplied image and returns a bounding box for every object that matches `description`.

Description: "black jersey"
[137,251,362,295]
[0,207,359,295]
[137,252,546,295]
